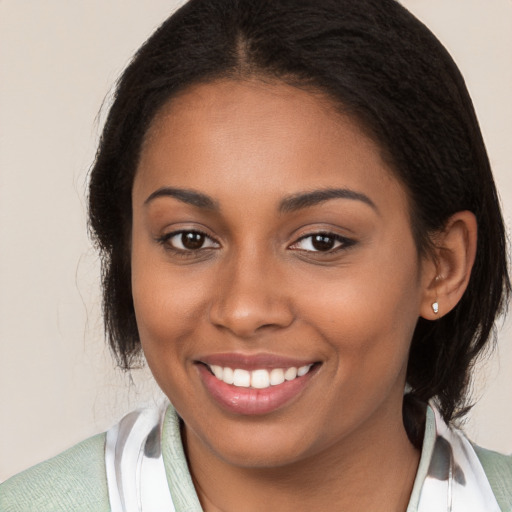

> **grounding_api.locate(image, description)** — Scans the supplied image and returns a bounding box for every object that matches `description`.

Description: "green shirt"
[1,406,511,511]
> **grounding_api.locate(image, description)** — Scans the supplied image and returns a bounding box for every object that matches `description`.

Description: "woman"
[1,0,511,510]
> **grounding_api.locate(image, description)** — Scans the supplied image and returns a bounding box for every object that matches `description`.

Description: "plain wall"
[1,0,511,481]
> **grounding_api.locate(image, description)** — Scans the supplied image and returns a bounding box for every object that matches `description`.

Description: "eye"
[159,230,220,251]
[289,232,354,252]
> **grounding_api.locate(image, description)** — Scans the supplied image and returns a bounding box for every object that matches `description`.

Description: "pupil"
[182,232,205,250]
[312,235,335,251]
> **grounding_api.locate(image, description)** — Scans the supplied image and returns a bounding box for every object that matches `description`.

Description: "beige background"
[0,0,511,481]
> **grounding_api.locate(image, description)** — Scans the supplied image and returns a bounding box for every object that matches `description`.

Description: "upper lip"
[196,353,319,370]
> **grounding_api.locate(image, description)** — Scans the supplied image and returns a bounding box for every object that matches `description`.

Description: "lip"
[196,354,320,415]
[197,352,317,371]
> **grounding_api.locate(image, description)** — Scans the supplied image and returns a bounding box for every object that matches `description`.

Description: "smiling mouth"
[203,363,318,389]
[196,358,321,415]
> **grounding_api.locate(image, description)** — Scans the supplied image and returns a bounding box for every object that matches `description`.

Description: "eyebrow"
[144,186,377,214]
[144,187,219,210]
[279,188,378,214]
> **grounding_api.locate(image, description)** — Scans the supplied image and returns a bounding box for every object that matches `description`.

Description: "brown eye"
[182,231,205,250]
[311,234,336,251]
[162,230,219,251]
[289,232,355,253]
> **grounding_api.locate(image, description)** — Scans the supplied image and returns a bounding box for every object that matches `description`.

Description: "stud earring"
[432,274,442,315]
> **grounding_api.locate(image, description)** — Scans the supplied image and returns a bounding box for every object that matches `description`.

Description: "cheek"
[131,258,209,409]
[134,275,203,342]
[130,239,209,362]
[296,243,422,380]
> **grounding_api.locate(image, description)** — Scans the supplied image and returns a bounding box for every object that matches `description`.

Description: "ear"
[420,211,477,320]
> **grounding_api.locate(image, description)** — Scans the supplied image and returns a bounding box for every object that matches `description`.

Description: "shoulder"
[0,433,110,512]
[474,444,512,511]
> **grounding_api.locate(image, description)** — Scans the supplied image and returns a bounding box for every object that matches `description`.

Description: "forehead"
[135,79,407,217]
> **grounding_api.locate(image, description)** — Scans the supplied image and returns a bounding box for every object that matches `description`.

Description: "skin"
[131,79,476,511]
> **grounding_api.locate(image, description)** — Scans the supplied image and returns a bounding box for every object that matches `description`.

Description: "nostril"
[208,300,295,338]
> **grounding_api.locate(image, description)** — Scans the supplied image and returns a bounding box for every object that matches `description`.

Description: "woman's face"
[131,79,430,468]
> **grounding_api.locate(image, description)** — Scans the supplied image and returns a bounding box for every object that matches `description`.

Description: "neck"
[184,402,421,512]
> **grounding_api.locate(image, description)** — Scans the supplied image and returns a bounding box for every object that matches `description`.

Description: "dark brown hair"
[88,0,510,440]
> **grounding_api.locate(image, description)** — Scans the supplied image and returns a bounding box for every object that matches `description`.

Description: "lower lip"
[197,364,318,415]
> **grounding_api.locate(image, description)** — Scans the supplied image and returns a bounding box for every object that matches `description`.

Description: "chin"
[214,438,313,469]
[185,414,325,469]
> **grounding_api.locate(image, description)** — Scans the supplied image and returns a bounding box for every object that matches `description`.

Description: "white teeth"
[284,367,298,381]
[208,364,314,388]
[251,369,270,389]
[211,365,223,379]
[223,367,234,385]
[297,365,310,377]
[233,369,251,387]
[269,368,285,385]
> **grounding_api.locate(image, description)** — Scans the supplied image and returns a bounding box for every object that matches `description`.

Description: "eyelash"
[289,232,356,253]
[156,230,355,256]
[156,229,220,256]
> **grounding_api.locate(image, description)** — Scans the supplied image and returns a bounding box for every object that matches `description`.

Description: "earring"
[432,274,442,315]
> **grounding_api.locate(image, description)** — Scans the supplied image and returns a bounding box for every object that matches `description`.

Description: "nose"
[208,251,294,338]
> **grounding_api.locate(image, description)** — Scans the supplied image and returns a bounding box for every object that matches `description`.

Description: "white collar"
[105,402,500,512]
[414,404,500,512]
